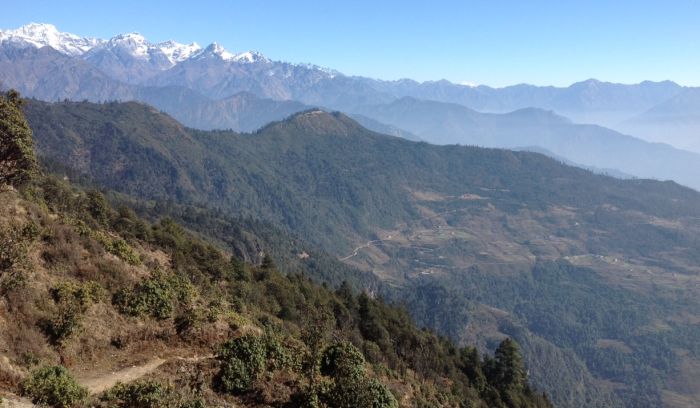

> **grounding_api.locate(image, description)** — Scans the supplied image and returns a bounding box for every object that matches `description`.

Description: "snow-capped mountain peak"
[0,22,103,56]
[92,33,202,65]
[157,40,202,63]
[232,51,270,64]
[1,23,289,69]
[104,32,151,58]
[195,42,236,61]
[192,43,271,64]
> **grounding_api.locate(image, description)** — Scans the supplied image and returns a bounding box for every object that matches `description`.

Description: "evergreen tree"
[320,342,398,408]
[0,90,38,187]
[492,338,526,391]
[260,253,275,270]
[301,300,334,393]
[459,346,487,392]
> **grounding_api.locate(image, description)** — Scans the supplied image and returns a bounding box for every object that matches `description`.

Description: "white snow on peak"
[192,44,272,64]
[295,62,339,78]
[232,51,270,64]
[0,23,201,65]
[0,22,103,56]
[460,81,478,88]
[1,22,335,74]
[104,32,151,58]
[195,42,236,61]
[94,33,202,65]
[157,40,201,63]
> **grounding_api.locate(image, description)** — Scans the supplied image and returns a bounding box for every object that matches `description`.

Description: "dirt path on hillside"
[0,355,214,407]
[78,357,167,395]
[78,354,213,395]
[0,395,35,408]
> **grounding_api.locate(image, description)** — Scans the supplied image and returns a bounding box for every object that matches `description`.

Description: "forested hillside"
[21,99,700,407]
[0,91,552,407]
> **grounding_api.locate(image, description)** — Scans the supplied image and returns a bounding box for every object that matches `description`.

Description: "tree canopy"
[0,90,37,187]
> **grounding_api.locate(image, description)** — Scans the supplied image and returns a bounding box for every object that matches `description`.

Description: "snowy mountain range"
[2,22,700,191]
[0,22,268,66]
[1,23,687,118]
[0,22,102,56]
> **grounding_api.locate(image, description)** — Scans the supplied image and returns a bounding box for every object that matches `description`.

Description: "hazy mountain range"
[619,88,700,152]
[2,22,700,189]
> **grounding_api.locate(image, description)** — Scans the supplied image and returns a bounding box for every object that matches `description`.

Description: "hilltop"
[21,99,700,407]
[0,91,552,408]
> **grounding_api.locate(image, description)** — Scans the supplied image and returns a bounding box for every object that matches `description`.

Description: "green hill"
[0,91,553,408]
[22,99,700,407]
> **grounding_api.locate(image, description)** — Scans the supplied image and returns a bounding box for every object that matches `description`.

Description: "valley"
[2,15,700,408]
[16,100,700,407]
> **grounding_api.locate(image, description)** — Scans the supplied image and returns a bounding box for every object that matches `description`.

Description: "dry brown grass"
[0,189,224,399]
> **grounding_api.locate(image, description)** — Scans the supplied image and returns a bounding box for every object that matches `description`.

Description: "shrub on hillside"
[101,380,169,408]
[40,281,104,345]
[216,334,267,394]
[100,380,205,408]
[320,342,366,380]
[320,342,398,408]
[20,365,87,408]
[0,221,38,272]
[92,230,141,266]
[113,270,195,320]
[0,221,38,294]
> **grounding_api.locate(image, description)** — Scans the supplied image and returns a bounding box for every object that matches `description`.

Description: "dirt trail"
[78,354,213,395]
[0,395,35,408]
[0,355,213,407]
[78,357,167,395]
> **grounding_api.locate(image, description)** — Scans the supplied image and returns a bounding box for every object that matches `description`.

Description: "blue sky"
[3,0,699,87]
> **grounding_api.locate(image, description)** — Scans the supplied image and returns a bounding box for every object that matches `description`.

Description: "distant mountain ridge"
[0,23,688,117]
[2,22,700,190]
[353,96,700,190]
[620,88,700,153]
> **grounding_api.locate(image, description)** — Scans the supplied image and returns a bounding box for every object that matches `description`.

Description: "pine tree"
[0,90,38,187]
[493,338,526,391]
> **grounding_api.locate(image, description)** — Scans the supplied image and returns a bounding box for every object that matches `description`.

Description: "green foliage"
[113,270,194,320]
[40,281,103,345]
[300,300,335,389]
[0,90,37,187]
[320,342,366,380]
[216,334,267,394]
[86,189,111,225]
[21,365,87,408]
[320,342,398,408]
[413,260,693,406]
[92,230,141,265]
[459,346,487,392]
[483,338,530,407]
[102,380,169,408]
[0,221,37,272]
[490,338,527,392]
[51,280,105,306]
[100,380,204,408]
[0,221,37,294]
[262,329,295,371]
[363,378,399,408]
